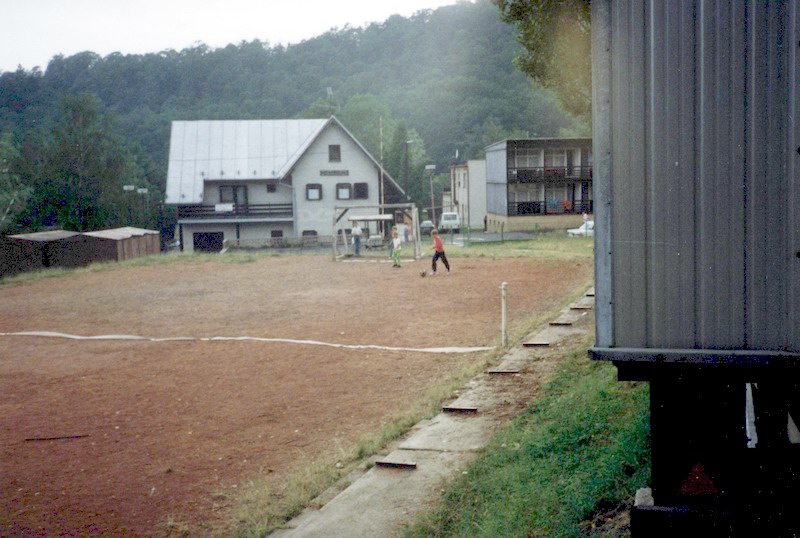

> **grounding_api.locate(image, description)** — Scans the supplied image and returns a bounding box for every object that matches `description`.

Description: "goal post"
[332,203,420,261]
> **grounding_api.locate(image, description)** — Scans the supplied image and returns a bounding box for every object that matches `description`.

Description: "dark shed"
[1,227,161,278]
[82,227,160,263]
[2,230,84,277]
[591,1,799,535]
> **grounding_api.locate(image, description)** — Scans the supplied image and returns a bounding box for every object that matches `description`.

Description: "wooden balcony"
[177,203,293,220]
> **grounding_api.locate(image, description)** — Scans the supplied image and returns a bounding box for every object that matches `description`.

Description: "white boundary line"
[0,331,493,354]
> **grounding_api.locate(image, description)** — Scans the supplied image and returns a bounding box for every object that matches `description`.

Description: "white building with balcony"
[165,117,404,252]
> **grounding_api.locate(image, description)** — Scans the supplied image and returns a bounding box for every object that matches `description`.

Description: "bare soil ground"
[0,254,592,536]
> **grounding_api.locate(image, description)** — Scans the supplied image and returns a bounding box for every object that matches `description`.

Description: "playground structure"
[331,202,421,260]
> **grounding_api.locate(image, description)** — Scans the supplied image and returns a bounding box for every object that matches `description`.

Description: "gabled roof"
[82,227,159,240]
[8,230,81,242]
[165,116,403,204]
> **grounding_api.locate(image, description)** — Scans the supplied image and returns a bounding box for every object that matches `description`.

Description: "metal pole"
[500,282,508,347]
[425,164,436,226]
[429,169,436,225]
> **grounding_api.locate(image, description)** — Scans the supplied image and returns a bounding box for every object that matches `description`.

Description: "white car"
[567,220,594,237]
[438,212,461,233]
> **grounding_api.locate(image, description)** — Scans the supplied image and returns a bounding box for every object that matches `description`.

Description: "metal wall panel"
[593,0,799,352]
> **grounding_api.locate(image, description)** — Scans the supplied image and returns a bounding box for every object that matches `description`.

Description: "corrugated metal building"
[591,1,799,534]
[593,1,798,352]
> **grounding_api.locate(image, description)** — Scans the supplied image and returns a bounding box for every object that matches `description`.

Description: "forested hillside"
[0,0,585,236]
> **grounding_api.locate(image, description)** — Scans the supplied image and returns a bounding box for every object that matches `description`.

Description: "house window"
[337,183,352,200]
[353,182,369,199]
[329,144,341,162]
[514,148,540,168]
[544,149,566,168]
[302,230,317,236]
[271,230,283,238]
[219,185,248,205]
[266,183,277,193]
[306,183,322,201]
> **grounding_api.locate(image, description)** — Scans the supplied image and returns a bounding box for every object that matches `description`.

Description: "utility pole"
[425,164,436,225]
[379,117,385,227]
[403,140,410,196]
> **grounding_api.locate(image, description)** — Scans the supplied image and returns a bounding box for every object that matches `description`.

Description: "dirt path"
[0,255,592,535]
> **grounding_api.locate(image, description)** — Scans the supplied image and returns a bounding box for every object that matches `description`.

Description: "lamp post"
[137,187,149,209]
[123,185,149,227]
[404,139,411,196]
[123,185,135,225]
[425,164,436,225]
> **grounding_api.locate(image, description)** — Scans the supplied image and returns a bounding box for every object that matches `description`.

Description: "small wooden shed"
[2,230,85,277]
[81,227,161,263]
[1,227,161,278]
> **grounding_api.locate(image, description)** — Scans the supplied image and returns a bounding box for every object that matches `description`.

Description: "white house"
[449,159,487,230]
[165,116,404,252]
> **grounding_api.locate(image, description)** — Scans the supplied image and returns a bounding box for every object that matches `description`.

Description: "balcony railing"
[508,166,593,183]
[177,203,293,220]
[508,199,593,216]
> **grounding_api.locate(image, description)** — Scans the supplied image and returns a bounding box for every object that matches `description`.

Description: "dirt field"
[0,254,592,535]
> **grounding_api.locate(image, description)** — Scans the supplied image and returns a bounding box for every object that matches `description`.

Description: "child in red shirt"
[430,229,450,275]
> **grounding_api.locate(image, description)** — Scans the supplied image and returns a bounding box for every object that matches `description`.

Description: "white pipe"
[500,282,508,347]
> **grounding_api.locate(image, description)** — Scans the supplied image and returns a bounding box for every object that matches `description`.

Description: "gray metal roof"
[82,227,159,240]
[8,230,80,242]
[165,118,329,204]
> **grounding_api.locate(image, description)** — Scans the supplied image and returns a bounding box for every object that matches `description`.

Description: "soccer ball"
[419,270,427,278]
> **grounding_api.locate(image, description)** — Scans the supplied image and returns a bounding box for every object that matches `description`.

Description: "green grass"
[458,231,595,261]
[403,337,650,538]
[2,235,591,287]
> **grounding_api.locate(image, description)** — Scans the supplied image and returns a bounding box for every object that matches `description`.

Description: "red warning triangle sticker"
[679,462,718,495]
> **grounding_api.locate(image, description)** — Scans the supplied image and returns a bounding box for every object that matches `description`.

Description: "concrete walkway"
[271,289,595,537]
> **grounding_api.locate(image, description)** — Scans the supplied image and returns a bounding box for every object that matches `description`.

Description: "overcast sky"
[1,0,462,73]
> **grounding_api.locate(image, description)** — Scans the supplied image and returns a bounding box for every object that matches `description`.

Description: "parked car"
[420,220,434,235]
[438,212,461,233]
[567,220,594,237]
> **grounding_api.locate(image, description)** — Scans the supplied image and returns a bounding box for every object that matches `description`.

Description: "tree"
[337,93,395,165]
[493,0,592,121]
[0,133,30,233]
[14,93,147,232]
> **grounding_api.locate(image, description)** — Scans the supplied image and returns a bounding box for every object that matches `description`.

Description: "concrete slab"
[487,346,536,373]
[570,296,595,310]
[273,449,474,538]
[486,366,522,374]
[522,324,585,347]
[399,413,497,452]
[443,373,522,410]
[550,309,585,326]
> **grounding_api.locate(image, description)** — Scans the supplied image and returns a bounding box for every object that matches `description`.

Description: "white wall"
[292,122,382,236]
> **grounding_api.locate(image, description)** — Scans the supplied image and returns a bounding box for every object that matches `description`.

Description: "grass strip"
[403,339,650,538]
